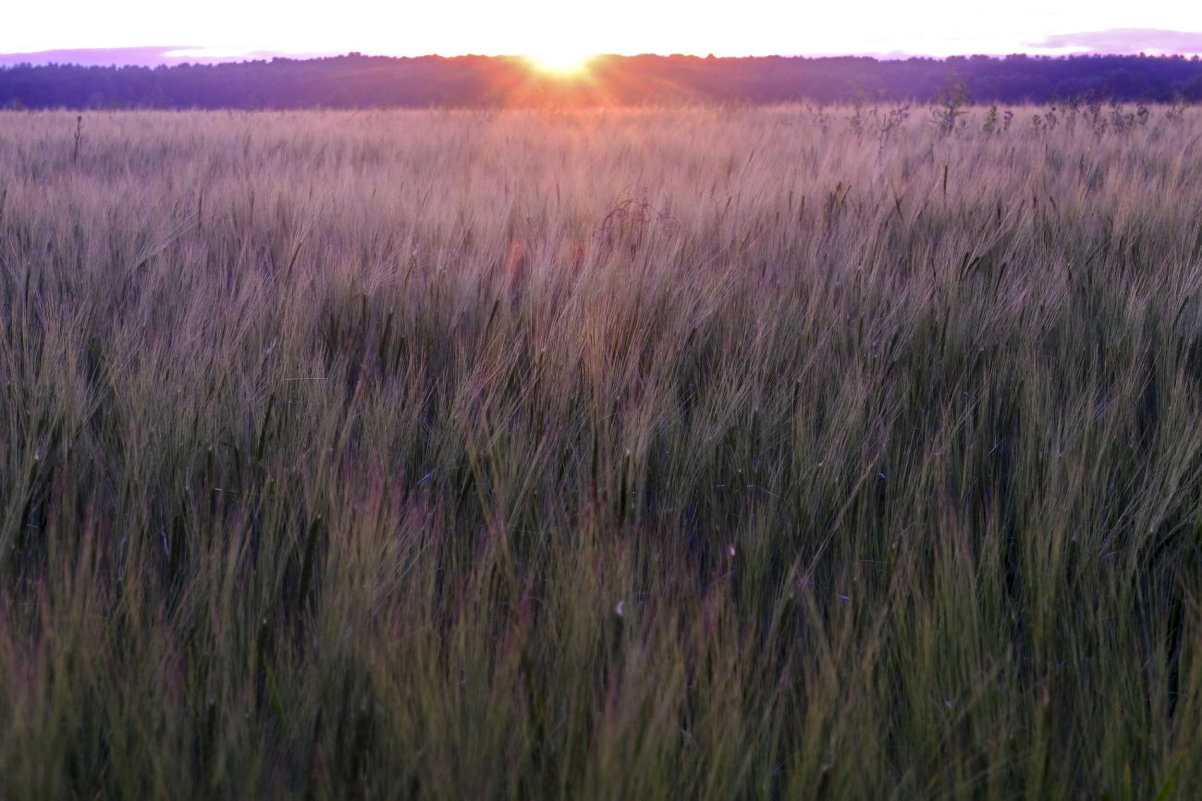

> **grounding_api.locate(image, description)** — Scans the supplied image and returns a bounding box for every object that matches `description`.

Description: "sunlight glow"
[525,49,595,76]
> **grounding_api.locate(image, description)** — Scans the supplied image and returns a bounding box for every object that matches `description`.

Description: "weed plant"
[1,105,1201,799]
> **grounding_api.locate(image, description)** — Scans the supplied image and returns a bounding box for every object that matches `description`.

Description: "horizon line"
[3,30,1202,68]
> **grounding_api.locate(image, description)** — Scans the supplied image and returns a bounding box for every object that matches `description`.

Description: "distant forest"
[4,52,1202,109]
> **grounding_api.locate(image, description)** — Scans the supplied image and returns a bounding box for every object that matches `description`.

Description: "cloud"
[0,46,326,68]
[1029,28,1202,55]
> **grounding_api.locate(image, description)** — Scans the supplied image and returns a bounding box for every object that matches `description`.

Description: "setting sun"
[525,49,595,76]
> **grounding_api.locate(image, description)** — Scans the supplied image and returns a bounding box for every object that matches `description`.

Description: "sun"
[525,49,595,77]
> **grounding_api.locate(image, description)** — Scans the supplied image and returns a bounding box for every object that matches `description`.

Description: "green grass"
[1,103,1201,799]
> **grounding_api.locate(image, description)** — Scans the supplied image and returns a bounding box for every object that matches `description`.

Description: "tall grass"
[1,103,1201,799]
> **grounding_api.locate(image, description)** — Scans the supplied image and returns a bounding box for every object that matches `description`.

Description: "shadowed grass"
[1,104,1201,799]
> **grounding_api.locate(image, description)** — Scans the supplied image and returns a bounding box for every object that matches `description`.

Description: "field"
[2,103,1202,799]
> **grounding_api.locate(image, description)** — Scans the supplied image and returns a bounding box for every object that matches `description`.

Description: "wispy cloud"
[1029,28,1202,55]
[0,46,332,68]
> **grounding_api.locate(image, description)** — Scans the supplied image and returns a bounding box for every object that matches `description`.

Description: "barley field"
[2,104,1202,799]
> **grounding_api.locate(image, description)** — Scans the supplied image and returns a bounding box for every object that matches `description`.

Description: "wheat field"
[2,104,1202,799]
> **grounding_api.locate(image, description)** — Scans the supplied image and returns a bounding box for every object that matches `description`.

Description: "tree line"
[3,52,1202,110]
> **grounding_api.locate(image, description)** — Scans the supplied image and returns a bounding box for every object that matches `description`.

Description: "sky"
[3,0,1202,66]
